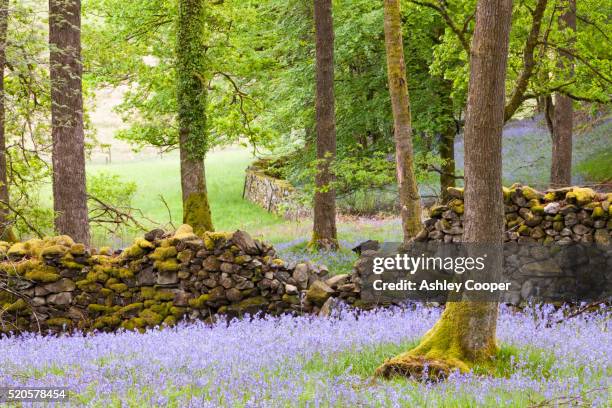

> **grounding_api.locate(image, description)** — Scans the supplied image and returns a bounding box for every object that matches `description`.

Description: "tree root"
[375,355,458,382]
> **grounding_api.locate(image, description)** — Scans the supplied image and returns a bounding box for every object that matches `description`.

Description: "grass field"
[86,147,403,256]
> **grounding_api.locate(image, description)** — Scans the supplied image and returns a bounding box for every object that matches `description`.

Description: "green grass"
[576,149,612,182]
[86,148,285,246]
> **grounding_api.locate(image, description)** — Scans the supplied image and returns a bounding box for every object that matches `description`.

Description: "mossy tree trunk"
[376,0,513,380]
[383,0,422,246]
[49,0,90,246]
[177,0,213,235]
[310,0,338,251]
[548,0,575,188]
[0,0,14,242]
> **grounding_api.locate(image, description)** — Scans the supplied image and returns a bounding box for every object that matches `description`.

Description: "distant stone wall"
[0,226,332,335]
[243,163,309,220]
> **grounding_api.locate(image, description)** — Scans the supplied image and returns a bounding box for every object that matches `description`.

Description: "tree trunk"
[376,0,513,380]
[0,0,14,242]
[549,0,575,188]
[382,0,422,245]
[49,0,90,245]
[310,0,337,251]
[177,0,213,235]
[438,80,457,202]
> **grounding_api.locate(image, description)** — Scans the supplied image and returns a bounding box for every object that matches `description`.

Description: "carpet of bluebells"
[1,304,610,407]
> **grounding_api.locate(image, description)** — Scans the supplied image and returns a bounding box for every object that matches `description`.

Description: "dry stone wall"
[2,185,610,335]
[0,226,330,334]
[346,185,612,307]
[244,163,309,220]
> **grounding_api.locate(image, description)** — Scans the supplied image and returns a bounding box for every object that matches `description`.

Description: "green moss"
[234,255,248,265]
[135,238,155,250]
[163,315,177,326]
[566,187,596,206]
[375,302,498,380]
[5,298,28,312]
[7,242,28,257]
[149,246,177,261]
[140,287,156,300]
[502,187,511,202]
[76,280,99,291]
[448,199,464,215]
[154,259,180,272]
[203,231,232,250]
[121,244,145,259]
[171,224,199,244]
[88,304,112,314]
[118,303,144,317]
[150,302,172,316]
[41,245,68,257]
[98,246,113,256]
[183,192,214,235]
[170,306,186,318]
[517,225,530,236]
[531,205,545,215]
[543,192,556,202]
[70,243,86,255]
[521,186,541,201]
[282,294,300,305]
[154,290,176,301]
[188,294,209,308]
[143,300,155,308]
[591,206,605,219]
[45,318,72,328]
[139,309,163,326]
[93,315,121,330]
[429,205,446,217]
[527,199,541,208]
[24,267,60,283]
[109,283,128,293]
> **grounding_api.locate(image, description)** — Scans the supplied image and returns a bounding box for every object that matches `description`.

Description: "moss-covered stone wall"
[244,161,309,220]
[0,226,329,334]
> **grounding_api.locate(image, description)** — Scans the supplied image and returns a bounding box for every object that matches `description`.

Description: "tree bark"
[0,0,14,242]
[177,0,213,235]
[49,0,90,245]
[549,0,575,188]
[382,0,422,245]
[310,0,338,250]
[376,0,513,380]
[438,79,457,202]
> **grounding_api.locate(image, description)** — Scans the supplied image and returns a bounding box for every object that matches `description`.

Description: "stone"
[157,271,179,285]
[520,260,561,276]
[325,274,349,288]
[226,288,242,302]
[284,284,299,295]
[319,297,343,317]
[292,263,309,285]
[202,256,221,271]
[594,229,610,246]
[232,230,259,255]
[145,229,166,242]
[47,292,73,305]
[306,280,335,306]
[43,278,76,294]
[137,267,157,286]
[32,296,46,307]
[572,224,591,235]
[219,274,233,289]
[543,202,560,214]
